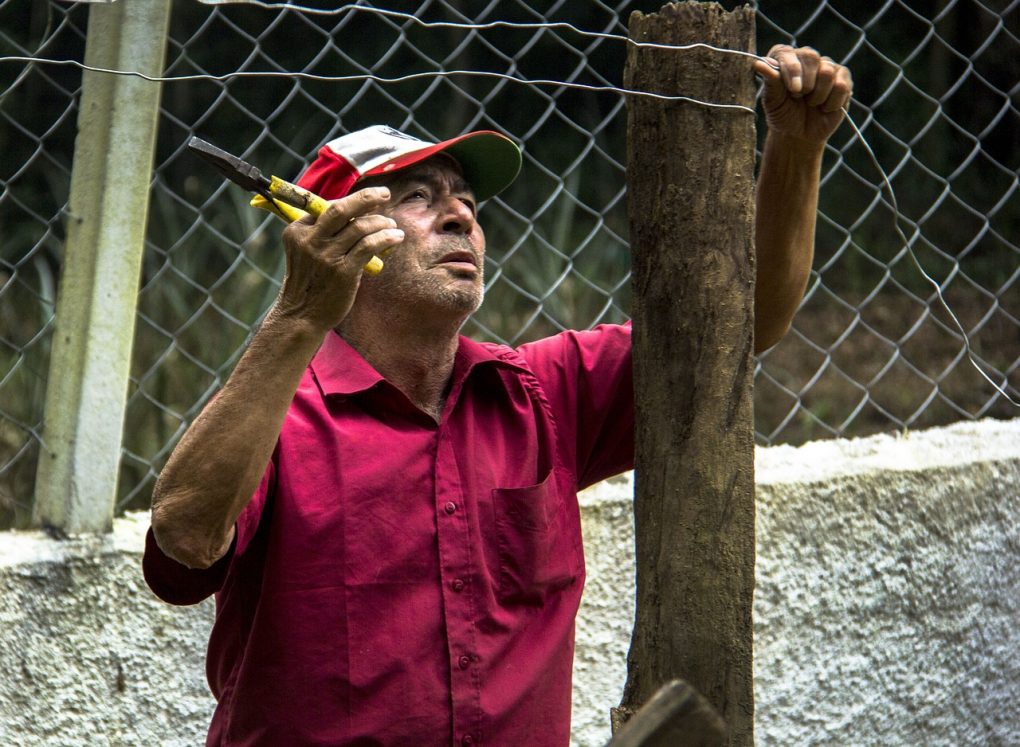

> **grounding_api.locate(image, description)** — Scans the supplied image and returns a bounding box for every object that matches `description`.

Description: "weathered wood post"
[618,3,757,745]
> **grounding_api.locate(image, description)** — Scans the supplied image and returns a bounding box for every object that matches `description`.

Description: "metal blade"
[187,137,272,195]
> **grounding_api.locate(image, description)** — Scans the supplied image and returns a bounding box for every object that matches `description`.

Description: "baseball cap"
[296,125,522,202]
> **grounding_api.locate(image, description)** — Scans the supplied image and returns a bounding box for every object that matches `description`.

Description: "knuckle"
[358,188,382,205]
[363,231,397,252]
[360,215,396,234]
[321,200,347,222]
[282,221,307,244]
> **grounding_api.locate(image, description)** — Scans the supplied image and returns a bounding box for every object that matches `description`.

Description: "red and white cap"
[296,125,522,202]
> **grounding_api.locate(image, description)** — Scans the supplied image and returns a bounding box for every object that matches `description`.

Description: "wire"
[1,0,781,112]
[840,107,1019,407]
[0,55,759,113]
[203,0,773,65]
[1,5,1015,405]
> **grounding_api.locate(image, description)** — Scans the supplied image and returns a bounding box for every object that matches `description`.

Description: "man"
[145,46,851,746]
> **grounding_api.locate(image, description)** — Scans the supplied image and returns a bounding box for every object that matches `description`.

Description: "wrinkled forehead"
[357,153,474,196]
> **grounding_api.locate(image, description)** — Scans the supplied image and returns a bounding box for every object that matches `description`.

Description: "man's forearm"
[753,130,825,352]
[150,186,402,569]
[150,306,325,568]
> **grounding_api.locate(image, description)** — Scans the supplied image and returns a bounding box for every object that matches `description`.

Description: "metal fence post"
[32,0,172,534]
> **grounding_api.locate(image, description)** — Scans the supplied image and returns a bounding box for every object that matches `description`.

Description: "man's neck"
[337,310,464,422]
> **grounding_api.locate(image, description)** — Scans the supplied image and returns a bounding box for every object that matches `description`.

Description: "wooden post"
[619,3,757,745]
[33,0,172,533]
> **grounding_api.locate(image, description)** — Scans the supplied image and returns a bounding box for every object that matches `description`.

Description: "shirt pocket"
[493,468,580,605]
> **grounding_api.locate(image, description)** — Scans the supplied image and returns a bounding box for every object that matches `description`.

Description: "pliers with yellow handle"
[187,137,384,276]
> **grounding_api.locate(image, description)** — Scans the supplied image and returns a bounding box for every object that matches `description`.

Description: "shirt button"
[452,579,465,592]
[462,736,474,746]
[458,655,471,670]
[444,501,457,515]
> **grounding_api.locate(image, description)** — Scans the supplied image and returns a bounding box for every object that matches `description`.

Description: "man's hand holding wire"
[753,45,853,145]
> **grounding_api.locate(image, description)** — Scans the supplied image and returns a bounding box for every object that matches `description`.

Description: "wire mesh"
[0,0,1016,526]
[0,0,86,526]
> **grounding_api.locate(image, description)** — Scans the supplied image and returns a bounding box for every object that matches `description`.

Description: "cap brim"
[364,130,521,202]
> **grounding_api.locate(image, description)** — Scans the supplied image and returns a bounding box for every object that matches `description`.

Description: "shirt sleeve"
[515,322,633,489]
[142,460,275,606]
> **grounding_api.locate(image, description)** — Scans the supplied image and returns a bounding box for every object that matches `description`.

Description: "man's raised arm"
[149,188,404,568]
[751,45,853,352]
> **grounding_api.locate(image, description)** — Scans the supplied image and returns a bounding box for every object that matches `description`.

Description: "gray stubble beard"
[361,236,485,323]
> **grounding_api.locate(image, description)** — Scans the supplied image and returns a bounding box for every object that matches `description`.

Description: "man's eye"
[405,189,428,201]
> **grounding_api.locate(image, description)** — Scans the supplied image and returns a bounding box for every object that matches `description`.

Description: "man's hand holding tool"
[187,137,387,275]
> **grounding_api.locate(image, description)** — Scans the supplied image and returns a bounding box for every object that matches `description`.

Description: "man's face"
[356,156,486,318]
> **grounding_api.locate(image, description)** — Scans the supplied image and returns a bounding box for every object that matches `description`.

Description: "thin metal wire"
[204,0,773,64]
[2,10,1014,411]
[839,107,1019,408]
[0,55,759,113]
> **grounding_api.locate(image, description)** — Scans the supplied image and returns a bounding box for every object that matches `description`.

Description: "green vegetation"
[1,0,1016,526]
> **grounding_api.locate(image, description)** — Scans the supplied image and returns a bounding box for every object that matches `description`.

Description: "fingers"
[313,186,392,236]
[751,56,781,81]
[822,62,853,113]
[767,43,807,96]
[761,44,853,111]
[275,187,405,329]
[283,186,404,266]
[342,218,404,268]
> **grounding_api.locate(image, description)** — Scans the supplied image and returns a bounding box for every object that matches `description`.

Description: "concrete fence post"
[33,0,172,534]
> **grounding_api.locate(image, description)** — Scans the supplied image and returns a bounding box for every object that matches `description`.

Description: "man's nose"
[438,196,476,234]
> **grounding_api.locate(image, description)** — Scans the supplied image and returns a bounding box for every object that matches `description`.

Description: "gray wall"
[2,418,1017,746]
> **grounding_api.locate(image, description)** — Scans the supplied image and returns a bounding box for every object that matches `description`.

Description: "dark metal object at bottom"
[607,680,727,747]
[186,136,272,197]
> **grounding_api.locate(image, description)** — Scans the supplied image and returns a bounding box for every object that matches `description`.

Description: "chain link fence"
[1,0,1017,527]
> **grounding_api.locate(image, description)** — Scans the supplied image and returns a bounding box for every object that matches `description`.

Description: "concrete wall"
[574,417,1020,746]
[1,418,1017,746]
[0,518,213,746]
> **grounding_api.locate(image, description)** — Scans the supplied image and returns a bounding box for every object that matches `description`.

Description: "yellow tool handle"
[250,193,303,222]
[250,185,385,277]
[268,176,332,216]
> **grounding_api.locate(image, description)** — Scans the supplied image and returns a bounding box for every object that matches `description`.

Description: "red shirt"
[144,325,633,746]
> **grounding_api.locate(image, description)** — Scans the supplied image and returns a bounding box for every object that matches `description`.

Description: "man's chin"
[360,268,483,322]
[447,289,483,316]
[437,275,483,308]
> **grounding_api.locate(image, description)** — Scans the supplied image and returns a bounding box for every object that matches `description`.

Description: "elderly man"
[145,46,851,746]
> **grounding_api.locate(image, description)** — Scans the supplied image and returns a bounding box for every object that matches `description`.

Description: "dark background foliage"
[0,0,1016,526]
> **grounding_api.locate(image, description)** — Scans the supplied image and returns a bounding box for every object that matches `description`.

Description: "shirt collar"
[454,334,530,375]
[310,330,385,398]
[310,330,530,399]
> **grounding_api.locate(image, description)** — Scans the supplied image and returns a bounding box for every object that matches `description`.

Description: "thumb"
[755,59,788,111]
